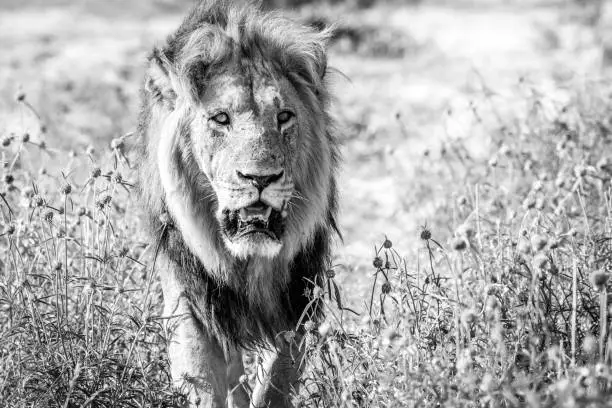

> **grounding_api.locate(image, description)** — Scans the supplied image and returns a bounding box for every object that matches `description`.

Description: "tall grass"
[0,93,183,407]
[0,78,611,408]
[297,79,612,407]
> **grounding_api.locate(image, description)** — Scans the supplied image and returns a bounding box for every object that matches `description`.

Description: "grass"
[2,77,611,408]
[1,3,612,408]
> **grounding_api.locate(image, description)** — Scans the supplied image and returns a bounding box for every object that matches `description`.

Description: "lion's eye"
[277,110,294,125]
[210,112,230,126]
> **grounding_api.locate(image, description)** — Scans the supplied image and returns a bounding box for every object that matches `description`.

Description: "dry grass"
[2,75,611,408]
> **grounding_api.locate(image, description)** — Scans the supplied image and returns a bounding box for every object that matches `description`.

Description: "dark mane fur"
[136,0,338,350]
[151,218,328,350]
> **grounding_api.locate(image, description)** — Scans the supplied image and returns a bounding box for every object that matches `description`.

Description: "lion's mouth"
[221,202,285,242]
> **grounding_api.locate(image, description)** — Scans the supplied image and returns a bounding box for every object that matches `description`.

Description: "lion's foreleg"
[161,258,229,407]
[250,340,304,408]
[227,348,250,408]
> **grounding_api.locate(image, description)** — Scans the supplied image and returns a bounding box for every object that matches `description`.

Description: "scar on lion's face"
[186,65,301,259]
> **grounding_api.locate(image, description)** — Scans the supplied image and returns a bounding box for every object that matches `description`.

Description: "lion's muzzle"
[215,166,294,258]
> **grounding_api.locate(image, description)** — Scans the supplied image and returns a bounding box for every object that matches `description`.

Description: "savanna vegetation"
[0,0,611,407]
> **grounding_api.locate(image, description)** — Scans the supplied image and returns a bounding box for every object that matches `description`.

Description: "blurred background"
[1,0,610,302]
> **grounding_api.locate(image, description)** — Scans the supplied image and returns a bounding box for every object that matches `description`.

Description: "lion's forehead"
[204,71,286,114]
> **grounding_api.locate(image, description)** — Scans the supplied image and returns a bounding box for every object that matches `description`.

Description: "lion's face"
[189,69,299,258]
[142,13,336,271]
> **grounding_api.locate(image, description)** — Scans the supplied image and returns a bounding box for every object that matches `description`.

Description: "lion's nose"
[236,170,284,192]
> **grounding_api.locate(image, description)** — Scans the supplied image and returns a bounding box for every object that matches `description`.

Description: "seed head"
[52,261,63,272]
[38,141,46,150]
[4,174,14,185]
[114,173,123,184]
[118,246,129,257]
[574,165,587,178]
[420,228,431,241]
[523,197,536,210]
[2,137,12,147]
[15,91,26,102]
[595,362,608,377]
[44,211,54,223]
[304,320,315,332]
[76,206,87,217]
[457,195,468,206]
[383,238,393,248]
[596,157,610,173]
[61,183,72,195]
[325,269,335,279]
[381,281,392,294]
[33,195,45,208]
[3,224,15,235]
[555,176,566,188]
[452,237,467,251]
[591,270,609,292]
[284,330,296,342]
[90,167,102,178]
[21,133,30,143]
[373,256,383,268]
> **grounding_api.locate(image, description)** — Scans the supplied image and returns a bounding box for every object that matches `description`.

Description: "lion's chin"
[224,234,283,259]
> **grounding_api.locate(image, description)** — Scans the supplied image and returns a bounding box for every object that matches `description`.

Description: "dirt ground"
[0,0,605,305]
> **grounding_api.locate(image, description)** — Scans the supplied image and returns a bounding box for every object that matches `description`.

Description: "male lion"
[136,1,339,406]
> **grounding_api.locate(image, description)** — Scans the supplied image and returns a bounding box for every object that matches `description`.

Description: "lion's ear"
[314,27,333,80]
[145,49,178,105]
[315,50,328,80]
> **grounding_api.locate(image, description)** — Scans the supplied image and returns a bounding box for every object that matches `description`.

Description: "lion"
[135,1,339,406]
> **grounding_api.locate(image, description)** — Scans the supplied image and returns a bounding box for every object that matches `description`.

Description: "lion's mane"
[136,0,339,350]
